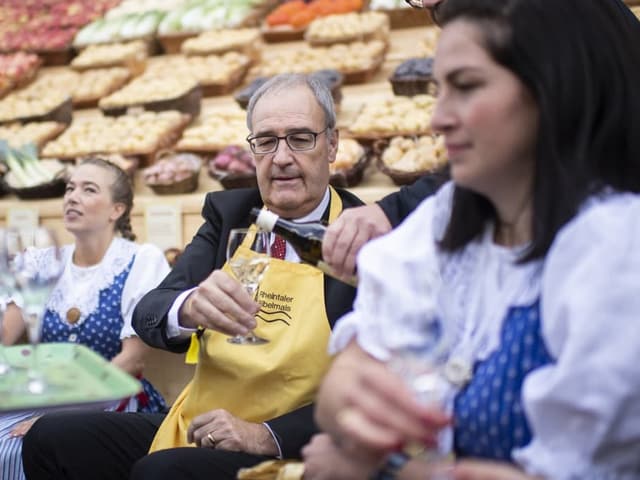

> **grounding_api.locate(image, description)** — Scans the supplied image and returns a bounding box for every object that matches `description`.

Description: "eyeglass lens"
[250,132,317,154]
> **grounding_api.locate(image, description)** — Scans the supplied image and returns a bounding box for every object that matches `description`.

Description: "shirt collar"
[292,187,330,223]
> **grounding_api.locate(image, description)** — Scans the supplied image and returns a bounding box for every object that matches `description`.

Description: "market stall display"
[0,141,68,198]
[175,108,248,153]
[304,11,389,46]
[142,151,202,194]
[330,138,370,188]
[348,94,435,141]
[389,57,435,96]
[368,0,432,29]
[70,40,149,76]
[0,0,119,64]
[262,0,365,42]
[0,52,42,96]
[375,134,448,185]
[250,40,387,84]
[41,110,191,165]
[0,121,67,150]
[208,144,257,189]
[145,52,252,96]
[98,75,201,116]
[0,76,72,124]
[181,28,262,63]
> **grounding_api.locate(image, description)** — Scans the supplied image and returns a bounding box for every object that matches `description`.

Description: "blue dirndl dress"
[453,299,553,461]
[0,255,166,480]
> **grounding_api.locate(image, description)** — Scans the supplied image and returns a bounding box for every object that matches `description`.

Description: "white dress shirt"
[166,188,331,339]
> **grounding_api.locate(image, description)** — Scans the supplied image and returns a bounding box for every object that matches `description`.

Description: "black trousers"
[22,411,272,480]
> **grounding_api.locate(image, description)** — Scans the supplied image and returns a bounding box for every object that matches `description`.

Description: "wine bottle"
[250,207,357,286]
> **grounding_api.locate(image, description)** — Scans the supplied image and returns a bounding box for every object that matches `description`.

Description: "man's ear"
[327,128,340,164]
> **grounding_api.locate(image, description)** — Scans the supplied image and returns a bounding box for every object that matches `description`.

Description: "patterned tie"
[271,235,286,260]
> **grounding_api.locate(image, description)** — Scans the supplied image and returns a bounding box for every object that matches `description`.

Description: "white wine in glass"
[9,227,64,394]
[226,228,271,345]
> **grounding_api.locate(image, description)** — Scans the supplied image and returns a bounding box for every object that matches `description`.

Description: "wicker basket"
[145,151,202,195]
[330,149,371,188]
[101,85,202,118]
[210,170,257,190]
[374,137,449,186]
[377,7,433,29]
[158,32,199,54]
[4,97,73,126]
[260,22,307,43]
[389,75,436,97]
[148,170,200,195]
[10,176,67,199]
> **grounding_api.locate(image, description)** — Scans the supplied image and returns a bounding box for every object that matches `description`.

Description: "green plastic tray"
[0,343,141,413]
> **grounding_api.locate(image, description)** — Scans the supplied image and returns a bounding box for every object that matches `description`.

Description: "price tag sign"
[6,207,39,230]
[145,204,182,251]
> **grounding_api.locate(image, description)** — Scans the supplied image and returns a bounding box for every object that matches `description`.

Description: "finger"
[328,225,359,278]
[337,369,448,450]
[191,275,258,334]
[360,365,451,428]
[453,460,526,480]
[339,225,375,276]
[337,407,403,452]
[187,410,219,444]
[322,216,347,264]
[190,297,251,336]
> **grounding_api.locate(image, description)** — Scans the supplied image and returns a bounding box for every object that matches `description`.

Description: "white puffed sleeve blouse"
[330,182,640,478]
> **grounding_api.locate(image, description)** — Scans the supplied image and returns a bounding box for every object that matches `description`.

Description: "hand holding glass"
[226,228,271,345]
[385,312,455,477]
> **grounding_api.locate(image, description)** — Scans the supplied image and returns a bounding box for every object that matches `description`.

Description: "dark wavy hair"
[436,0,640,261]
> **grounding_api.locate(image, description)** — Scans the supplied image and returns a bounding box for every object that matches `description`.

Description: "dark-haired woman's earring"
[404,0,426,7]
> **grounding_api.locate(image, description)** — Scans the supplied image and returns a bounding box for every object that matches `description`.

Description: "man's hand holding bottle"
[322,204,393,281]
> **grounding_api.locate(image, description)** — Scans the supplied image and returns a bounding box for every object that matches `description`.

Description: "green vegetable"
[0,141,55,188]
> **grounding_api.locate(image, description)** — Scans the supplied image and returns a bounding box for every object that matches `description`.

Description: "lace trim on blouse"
[46,238,138,327]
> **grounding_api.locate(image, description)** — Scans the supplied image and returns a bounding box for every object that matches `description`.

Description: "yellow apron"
[150,188,344,451]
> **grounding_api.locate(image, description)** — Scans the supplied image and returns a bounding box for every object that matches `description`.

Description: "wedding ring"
[207,432,217,447]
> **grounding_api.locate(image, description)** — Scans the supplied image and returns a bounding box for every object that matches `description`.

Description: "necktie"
[271,235,286,260]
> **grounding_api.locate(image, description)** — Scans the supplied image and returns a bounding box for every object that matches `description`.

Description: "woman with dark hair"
[0,158,170,480]
[310,0,640,479]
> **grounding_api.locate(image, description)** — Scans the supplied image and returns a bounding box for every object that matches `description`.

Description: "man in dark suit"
[22,73,363,480]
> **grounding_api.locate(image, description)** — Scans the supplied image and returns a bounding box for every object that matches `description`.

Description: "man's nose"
[272,138,293,164]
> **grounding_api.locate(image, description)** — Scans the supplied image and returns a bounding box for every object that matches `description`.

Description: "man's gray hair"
[246,73,336,131]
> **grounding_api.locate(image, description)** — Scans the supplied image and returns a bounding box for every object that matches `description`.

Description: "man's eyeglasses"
[246,127,329,155]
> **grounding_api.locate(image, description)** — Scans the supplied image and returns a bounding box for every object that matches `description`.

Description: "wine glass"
[386,313,455,463]
[7,226,64,394]
[365,260,455,476]
[226,228,271,345]
[0,227,18,378]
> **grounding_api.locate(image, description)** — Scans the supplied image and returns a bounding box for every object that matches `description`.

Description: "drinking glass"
[226,228,271,345]
[384,310,455,478]
[7,226,64,394]
[0,228,17,377]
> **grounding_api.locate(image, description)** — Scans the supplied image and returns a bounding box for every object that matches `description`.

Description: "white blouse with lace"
[26,237,170,338]
[330,182,640,479]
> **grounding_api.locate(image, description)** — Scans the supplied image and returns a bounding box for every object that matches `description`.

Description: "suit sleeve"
[132,196,225,353]
[376,174,444,227]
[265,404,318,459]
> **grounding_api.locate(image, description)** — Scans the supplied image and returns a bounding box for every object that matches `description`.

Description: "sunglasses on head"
[404,0,444,24]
